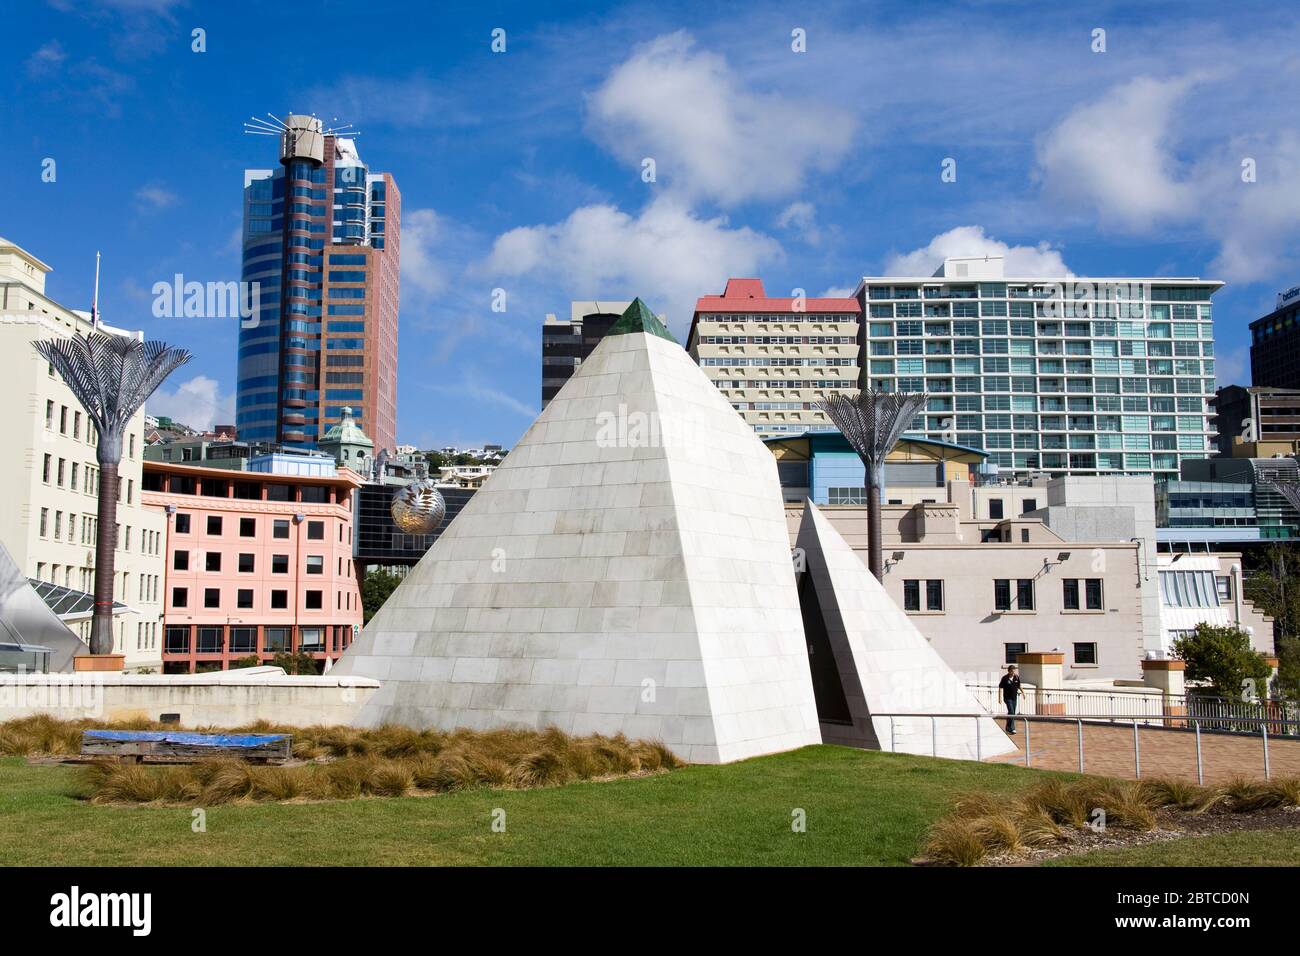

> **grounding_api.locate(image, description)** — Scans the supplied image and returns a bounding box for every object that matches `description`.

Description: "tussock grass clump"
[71,723,683,805]
[0,714,166,757]
[922,772,1300,865]
[1014,806,1067,847]
[1218,775,1300,813]
[1029,777,1092,829]
[923,817,989,866]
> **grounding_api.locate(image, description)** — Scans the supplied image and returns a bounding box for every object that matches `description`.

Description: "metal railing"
[874,711,1288,784]
[967,683,1300,737]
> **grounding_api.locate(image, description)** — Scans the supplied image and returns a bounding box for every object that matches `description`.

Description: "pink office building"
[142,460,363,673]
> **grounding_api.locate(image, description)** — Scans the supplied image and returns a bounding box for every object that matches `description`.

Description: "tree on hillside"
[1243,543,1300,700]
[1172,623,1273,700]
[424,450,446,471]
[362,568,403,623]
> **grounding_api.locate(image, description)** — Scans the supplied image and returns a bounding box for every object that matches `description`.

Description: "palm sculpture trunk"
[817,389,928,581]
[34,331,190,656]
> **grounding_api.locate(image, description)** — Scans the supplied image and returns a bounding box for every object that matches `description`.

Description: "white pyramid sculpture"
[334,300,822,763]
[796,502,1017,760]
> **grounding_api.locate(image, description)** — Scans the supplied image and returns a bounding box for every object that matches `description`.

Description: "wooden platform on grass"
[78,730,292,764]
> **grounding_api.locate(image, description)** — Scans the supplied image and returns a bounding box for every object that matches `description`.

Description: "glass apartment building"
[854,256,1220,480]
[236,115,400,455]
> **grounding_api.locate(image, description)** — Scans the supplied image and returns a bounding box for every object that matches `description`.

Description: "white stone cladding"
[333,329,823,763]
[796,501,1017,760]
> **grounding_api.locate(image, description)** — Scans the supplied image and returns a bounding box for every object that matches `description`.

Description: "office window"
[989,499,1004,520]
[1005,642,1028,665]
[207,515,222,535]
[272,554,289,574]
[306,555,324,574]
[1215,576,1232,602]
[307,520,325,540]
[237,589,254,609]
[172,587,188,608]
[1020,528,1030,542]
[926,579,944,611]
[230,626,256,653]
[43,454,51,483]
[273,519,290,539]
[265,627,290,652]
[305,590,323,610]
[1085,578,1103,610]
[238,553,255,573]
[903,579,920,611]
[1074,642,1098,666]
[205,552,222,572]
[197,627,223,654]
[204,587,220,608]
[1063,578,1080,610]
[174,550,189,571]
[271,590,288,610]
[240,517,256,537]
[1022,498,1037,514]
[995,579,1035,611]
[175,513,191,533]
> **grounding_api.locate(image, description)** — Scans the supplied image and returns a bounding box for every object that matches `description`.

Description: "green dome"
[320,406,374,448]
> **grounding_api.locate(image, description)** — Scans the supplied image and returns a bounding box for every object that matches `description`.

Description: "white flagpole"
[91,250,101,327]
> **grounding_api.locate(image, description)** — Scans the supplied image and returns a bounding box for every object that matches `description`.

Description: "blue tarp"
[83,730,289,748]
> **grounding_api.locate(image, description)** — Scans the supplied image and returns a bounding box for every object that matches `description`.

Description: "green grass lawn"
[1046,829,1300,867]
[1,745,1061,866]
[4,745,1295,866]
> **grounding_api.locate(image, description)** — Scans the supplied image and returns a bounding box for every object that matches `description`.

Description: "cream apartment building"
[784,474,1274,682]
[0,237,164,670]
[687,278,861,437]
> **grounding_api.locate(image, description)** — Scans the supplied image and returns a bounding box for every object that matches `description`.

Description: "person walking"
[999,664,1025,735]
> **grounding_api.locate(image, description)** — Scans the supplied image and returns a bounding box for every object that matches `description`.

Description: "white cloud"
[426,374,536,421]
[587,31,854,206]
[135,184,178,209]
[884,226,1072,277]
[1207,132,1300,284]
[818,286,853,298]
[480,195,782,335]
[147,375,233,432]
[776,201,820,245]
[400,209,450,297]
[25,41,66,77]
[1036,74,1200,231]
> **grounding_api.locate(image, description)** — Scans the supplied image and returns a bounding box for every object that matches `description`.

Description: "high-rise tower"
[236,114,400,454]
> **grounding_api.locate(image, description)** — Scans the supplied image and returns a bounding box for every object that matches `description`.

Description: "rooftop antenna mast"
[241,113,362,139]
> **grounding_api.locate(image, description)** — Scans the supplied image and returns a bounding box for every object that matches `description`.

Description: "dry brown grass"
[921,772,1300,865]
[61,721,684,806]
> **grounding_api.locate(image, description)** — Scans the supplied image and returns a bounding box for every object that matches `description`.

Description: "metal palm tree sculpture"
[817,389,928,581]
[34,332,191,655]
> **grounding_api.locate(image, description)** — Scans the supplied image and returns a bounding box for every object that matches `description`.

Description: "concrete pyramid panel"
[334,324,822,763]
[796,502,1016,760]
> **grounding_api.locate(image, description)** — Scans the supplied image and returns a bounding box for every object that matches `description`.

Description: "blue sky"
[6,0,1300,449]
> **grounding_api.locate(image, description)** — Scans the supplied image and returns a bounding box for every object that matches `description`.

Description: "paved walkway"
[986,719,1300,783]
